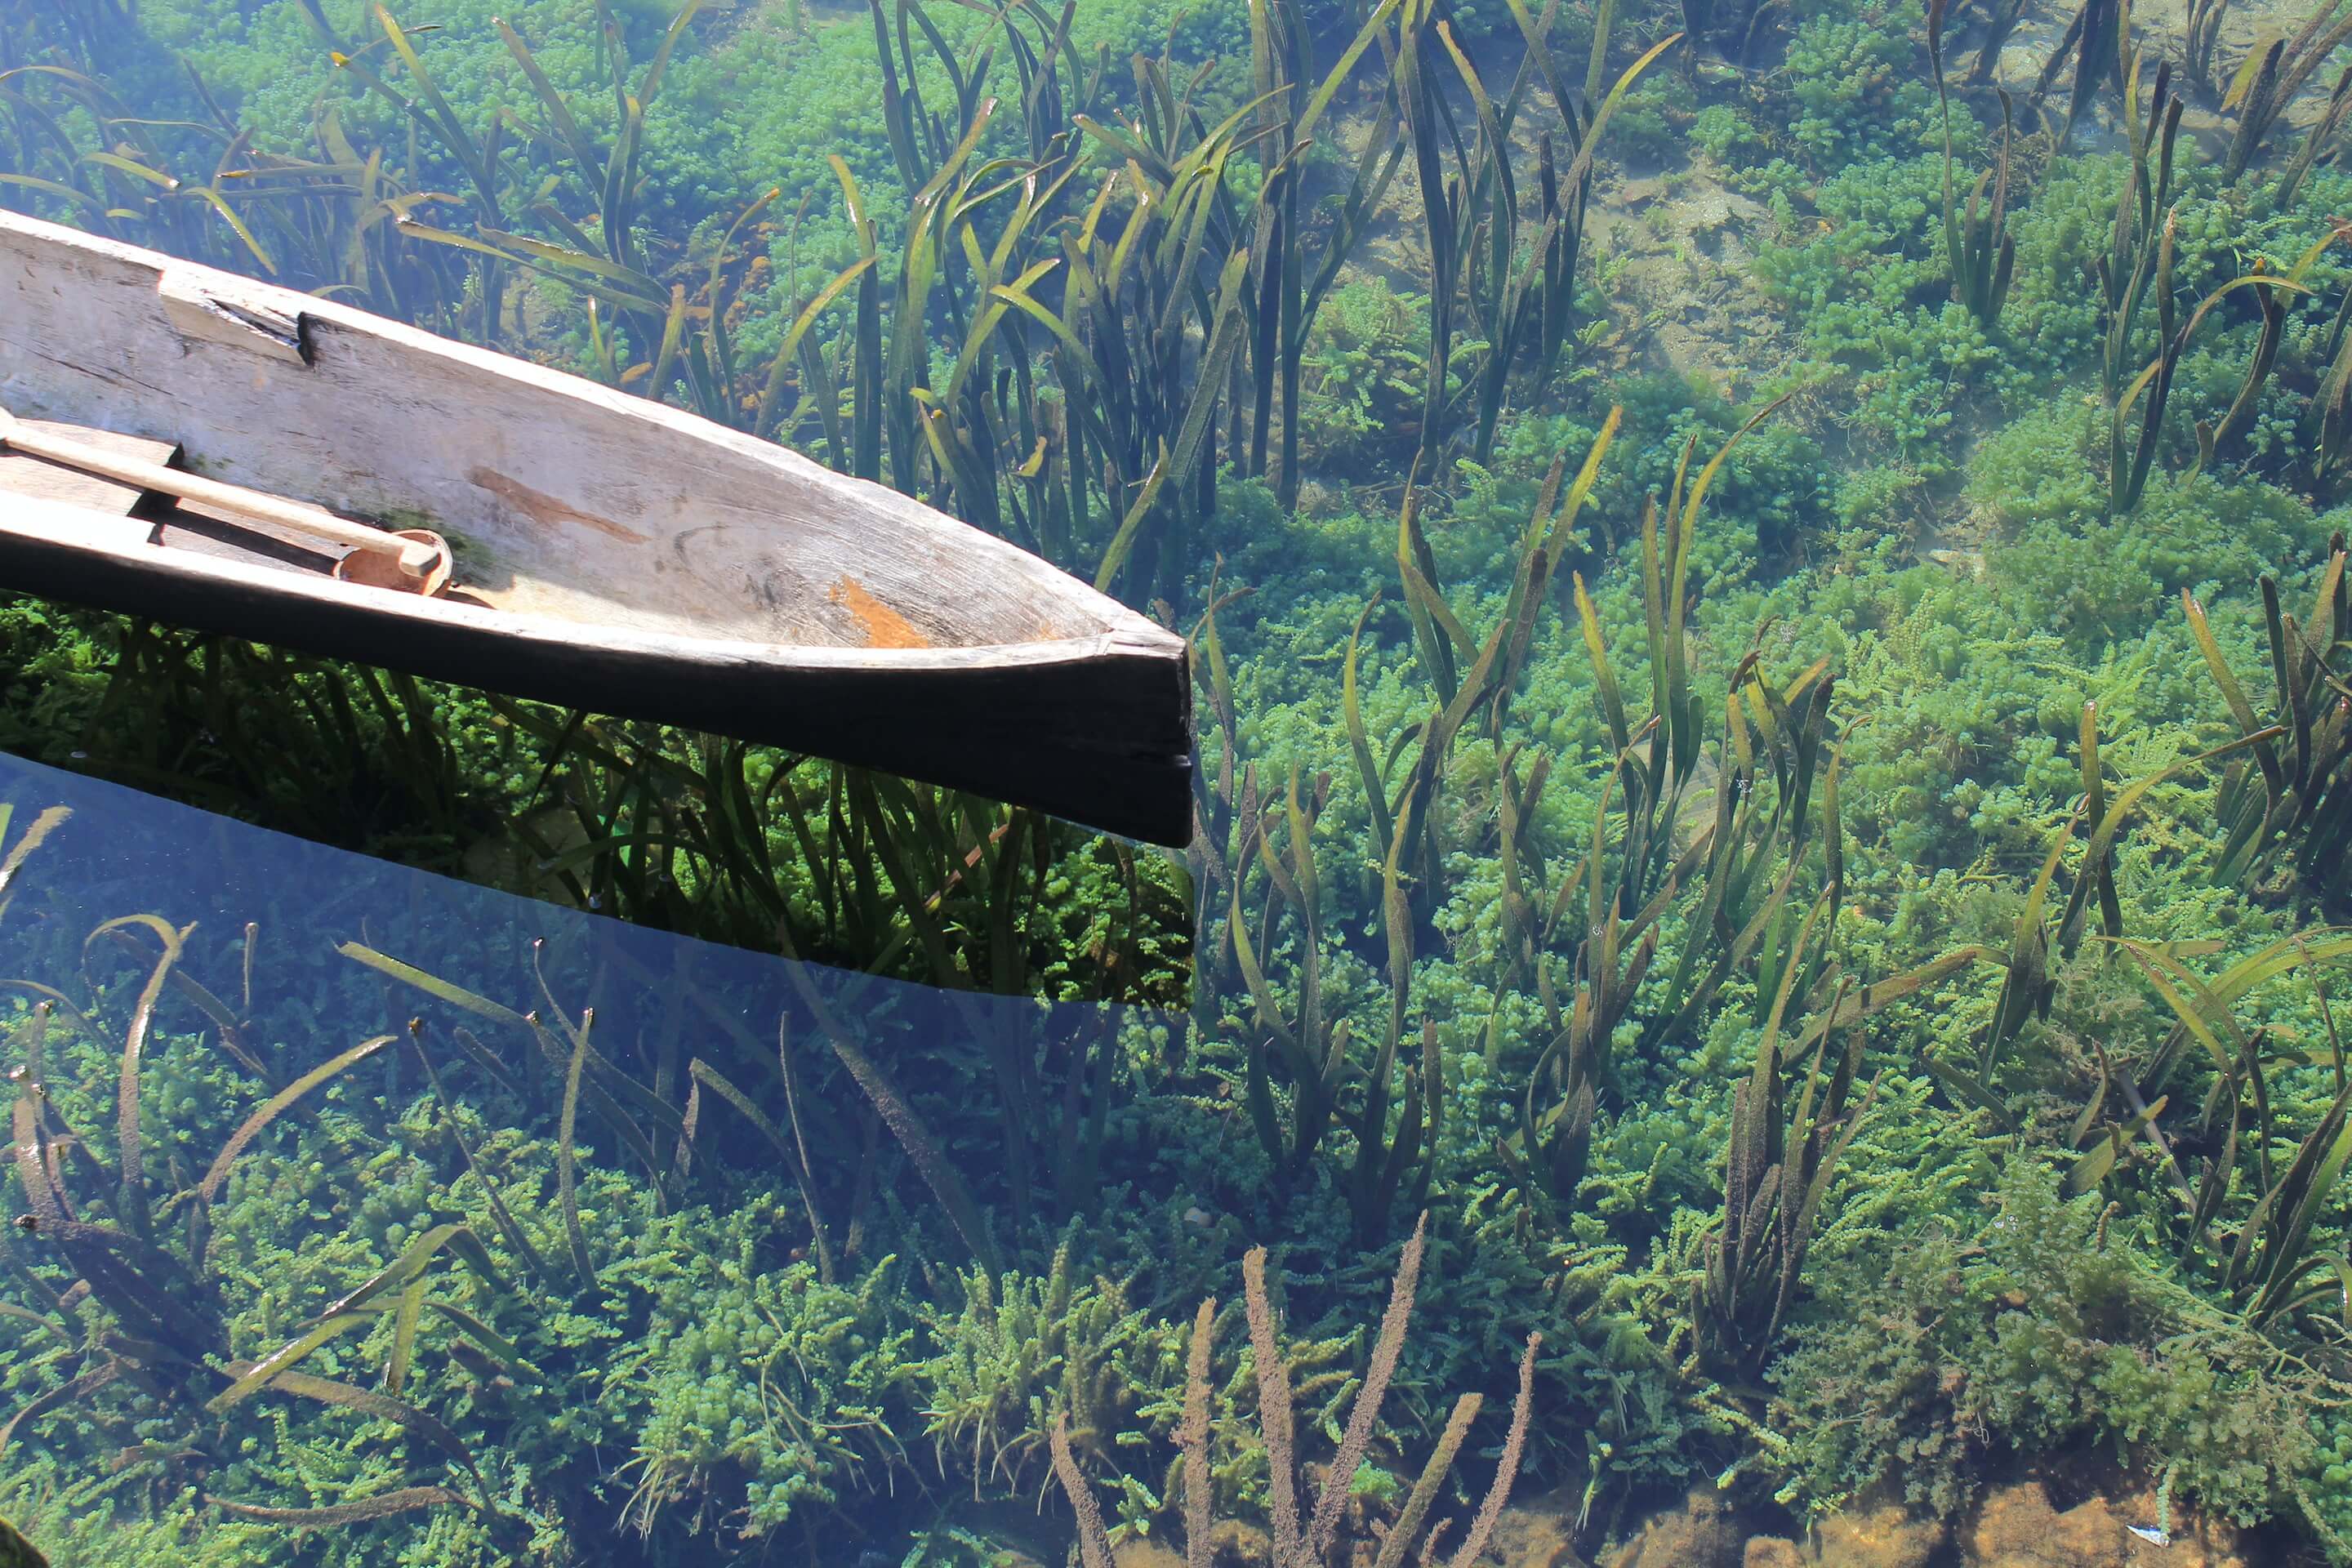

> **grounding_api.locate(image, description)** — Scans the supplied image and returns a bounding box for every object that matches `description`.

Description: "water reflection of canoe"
[0,212,1191,845]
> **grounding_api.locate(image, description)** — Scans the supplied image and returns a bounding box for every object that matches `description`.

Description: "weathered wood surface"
[0,212,1192,844]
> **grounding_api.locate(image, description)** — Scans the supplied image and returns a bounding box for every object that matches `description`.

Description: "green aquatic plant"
[1394,0,1677,468]
[2310,261,2352,493]
[1770,1160,2330,1527]
[483,701,1187,998]
[2182,538,2352,907]
[1690,900,1877,1383]
[1927,0,2013,333]
[394,0,891,448]
[4,827,983,1555]
[2186,0,2233,90]
[0,849,511,1538]
[376,0,896,463]
[1516,417,1764,1205]
[2100,214,2301,516]
[352,893,1136,1298]
[1780,0,1936,169]
[1209,435,1657,1252]
[314,0,540,347]
[2221,0,2352,180]
[0,35,471,318]
[353,0,1481,605]
[55,620,497,856]
[1946,702,2290,1111]
[1214,599,1443,1243]
[1234,0,1407,511]
[1292,276,1429,474]
[1223,754,1363,1192]
[7,606,1187,1002]
[24,0,2352,1560]
[1524,408,1976,1214]
[2094,54,2182,517]
[918,1236,1160,1497]
[620,1254,911,1543]
[2090,931,2352,1330]
[2274,64,2352,212]
[2032,0,2125,148]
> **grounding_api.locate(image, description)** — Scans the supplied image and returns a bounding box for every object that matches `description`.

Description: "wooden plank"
[0,420,176,517]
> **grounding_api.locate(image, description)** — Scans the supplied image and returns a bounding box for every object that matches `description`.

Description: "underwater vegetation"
[0,597,1194,1006]
[8,0,2352,1561]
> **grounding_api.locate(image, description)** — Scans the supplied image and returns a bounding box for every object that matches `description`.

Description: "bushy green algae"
[1770,1160,2328,1529]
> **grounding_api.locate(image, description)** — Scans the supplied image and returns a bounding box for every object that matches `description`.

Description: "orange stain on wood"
[829,576,928,648]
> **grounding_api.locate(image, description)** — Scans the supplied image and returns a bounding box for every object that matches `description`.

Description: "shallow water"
[9,0,2352,1563]
[0,747,1172,1563]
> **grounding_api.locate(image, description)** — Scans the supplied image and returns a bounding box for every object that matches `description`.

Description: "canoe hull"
[0,494,1191,844]
[0,212,1193,844]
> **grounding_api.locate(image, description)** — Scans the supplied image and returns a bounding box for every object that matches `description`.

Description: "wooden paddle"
[0,403,452,594]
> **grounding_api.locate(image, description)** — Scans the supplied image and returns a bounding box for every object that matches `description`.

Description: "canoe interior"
[0,212,1176,657]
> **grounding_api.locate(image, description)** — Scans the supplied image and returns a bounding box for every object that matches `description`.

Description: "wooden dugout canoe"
[0,212,1190,844]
